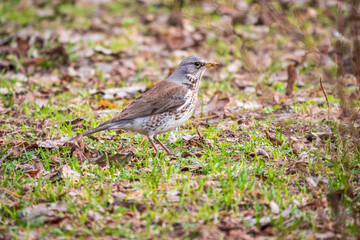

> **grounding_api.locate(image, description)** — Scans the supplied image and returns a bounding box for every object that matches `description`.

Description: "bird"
[73,56,218,155]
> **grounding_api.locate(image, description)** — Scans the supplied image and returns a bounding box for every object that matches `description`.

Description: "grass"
[1,101,359,238]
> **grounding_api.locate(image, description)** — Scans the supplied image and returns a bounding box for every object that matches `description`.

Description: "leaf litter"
[0,0,359,239]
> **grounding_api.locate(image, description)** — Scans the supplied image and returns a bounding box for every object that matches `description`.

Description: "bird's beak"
[205,61,219,68]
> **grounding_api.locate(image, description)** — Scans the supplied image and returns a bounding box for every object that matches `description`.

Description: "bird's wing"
[100,80,190,125]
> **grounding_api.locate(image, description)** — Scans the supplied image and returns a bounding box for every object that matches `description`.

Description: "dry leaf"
[180,163,203,172]
[20,202,67,225]
[61,165,80,182]
[285,64,297,96]
[36,139,68,149]
[90,85,146,100]
[265,130,284,146]
[89,152,133,167]
[195,94,230,118]
[269,201,279,214]
[96,100,116,108]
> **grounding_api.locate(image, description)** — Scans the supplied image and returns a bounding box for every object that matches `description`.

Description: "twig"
[198,115,218,120]
[0,153,10,164]
[196,124,205,144]
[319,77,330,121]
[0,186,30,200]
[196,125,213,148]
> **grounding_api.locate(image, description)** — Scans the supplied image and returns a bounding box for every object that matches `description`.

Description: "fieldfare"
[75,56,218,154]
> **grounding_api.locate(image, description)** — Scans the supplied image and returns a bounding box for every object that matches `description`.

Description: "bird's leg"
[154,135,173,155]
[148,136,159,153]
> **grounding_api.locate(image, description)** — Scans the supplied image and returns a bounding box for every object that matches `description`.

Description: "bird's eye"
[194,62,200,67]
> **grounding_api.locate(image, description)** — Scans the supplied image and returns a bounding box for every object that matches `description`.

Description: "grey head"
[167,56,218,86]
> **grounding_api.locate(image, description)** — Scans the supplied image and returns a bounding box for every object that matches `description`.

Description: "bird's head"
[169,56,218,86]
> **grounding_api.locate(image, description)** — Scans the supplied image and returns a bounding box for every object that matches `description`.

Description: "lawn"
[0,0,359,239]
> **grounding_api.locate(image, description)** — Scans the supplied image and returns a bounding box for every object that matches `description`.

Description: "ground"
[0,0,359,239]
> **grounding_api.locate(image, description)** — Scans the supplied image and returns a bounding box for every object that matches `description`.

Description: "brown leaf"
[195,94,230,118]
[20,202,67,225]
[89,152,133,167]
[97,100,116,108]
[90,85,146,100]
[299,198,327,210]
[64,117,87,129]
[291,141,305,152]
[285,64,297,96]
[305,132,334,142]
[250,146,273,159]
[72,133,86,152]
[180,151,202,158]
[0,59,13,70]
[46,44,69,65]
[180,163,203,172]
[265,130,284,146]
[36,139,68,150]
[269,201,279,214]
[69,133,89,162]
[61,165,81,182]
[167,11,183,28]
[16,37,30,58]
[315,232,335,240]
[164,28,195,50]
[328,188,355,218]
[305,176,318,189]
[195,225,224,240]
[16,163,44,178]
[23,57,46,66]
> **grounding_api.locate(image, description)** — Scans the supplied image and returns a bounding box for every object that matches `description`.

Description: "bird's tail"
[81,124,111,137]
[67,120,129,142]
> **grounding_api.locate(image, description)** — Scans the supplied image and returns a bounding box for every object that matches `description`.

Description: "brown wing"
[101,80,189,124]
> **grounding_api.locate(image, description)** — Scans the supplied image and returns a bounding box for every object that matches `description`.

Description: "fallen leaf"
[166,190,180,202]
[299,198,327,210]
[164,28,195,50]
[291,141,305,152]
[90,85,147,100]
[16,37,30,57]
[315,232,335,240]
[180,163,203,172]
[97,100,116,108]
[42,168,62,182]
[46,44,69,65]
[305,132,334,142]
[250,146,273,159]
[18,229,41,240]
[64,117,87,128]
[0,87,27,95]
[280,205,293,218]
[61,165,81,182]
[328,188,355,218]
[36,139,68,149]
[89,152,133,167]
[0,59,13,70]
[69,133,89,162]
[306,176,318,189]
[87,210,104,222]
[16,163,44,178]
[195,94,230,118]
[265,130,284,146]
[285,64,297,96]
[269,201,279,214]
[20,202,67,225]
[94,45,113,55]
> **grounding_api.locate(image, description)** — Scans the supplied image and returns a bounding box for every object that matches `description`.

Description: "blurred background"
[0,0,359,134]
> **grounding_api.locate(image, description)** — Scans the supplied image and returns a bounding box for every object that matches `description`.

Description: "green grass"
[1,102,359,238]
